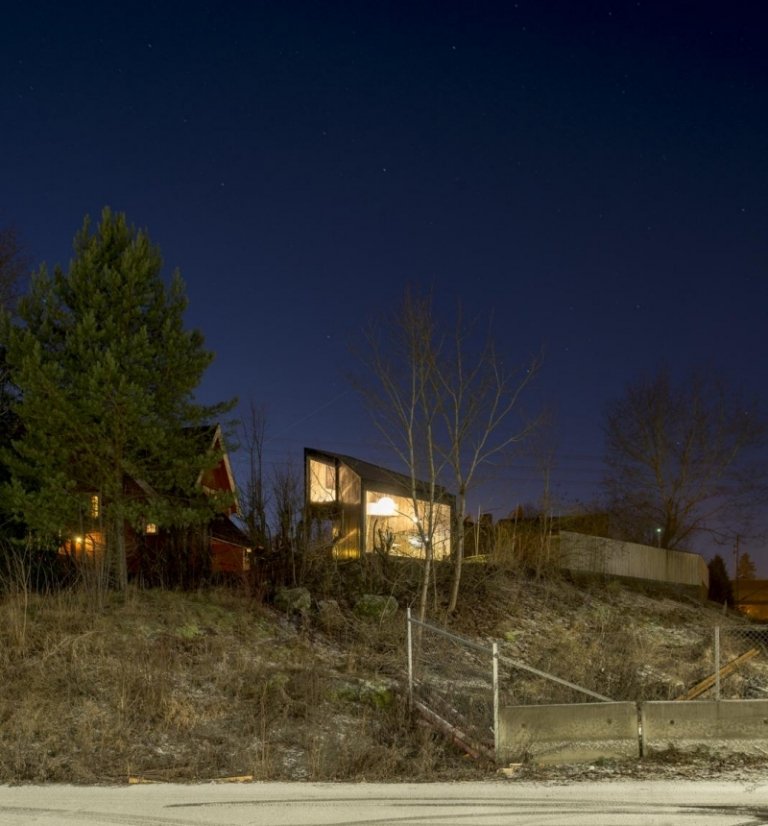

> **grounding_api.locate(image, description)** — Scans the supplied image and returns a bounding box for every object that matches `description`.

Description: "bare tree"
[358,288,540,618]
[271,461,302,585]
[358,291,443,622]
[239,401,270,550]
[602,368,767,550]
[436,304,541,612]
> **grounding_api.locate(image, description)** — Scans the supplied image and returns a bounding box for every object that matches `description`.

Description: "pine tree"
[737,551,757,581]
[0,208,235,590]
[707,554,734,606]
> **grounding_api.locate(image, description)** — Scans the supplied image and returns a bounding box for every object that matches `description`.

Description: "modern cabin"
[304,447,454,561]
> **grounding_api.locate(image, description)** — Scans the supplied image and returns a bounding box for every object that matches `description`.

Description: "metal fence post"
[406,606,414,707]
[714,626,721,701]
[492,641,499,761]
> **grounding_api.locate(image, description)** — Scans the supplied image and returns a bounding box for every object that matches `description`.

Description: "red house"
[60,424,252,582]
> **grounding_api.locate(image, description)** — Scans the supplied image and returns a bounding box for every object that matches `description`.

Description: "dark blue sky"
[3,1,767,567]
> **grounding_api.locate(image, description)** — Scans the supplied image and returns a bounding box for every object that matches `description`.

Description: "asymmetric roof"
[304,447,454,502]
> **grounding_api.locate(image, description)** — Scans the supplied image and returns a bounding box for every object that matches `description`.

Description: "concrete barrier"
[498,702,639,765]
[641,700,768,756]
[497,700,768,765]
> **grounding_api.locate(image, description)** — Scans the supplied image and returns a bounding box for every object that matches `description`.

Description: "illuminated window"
[339,465,361,504]
[145,523,158,535]
[90,495,100,518]
[309,458,336,503]
[66,533,99,557]
[365,491,452,560]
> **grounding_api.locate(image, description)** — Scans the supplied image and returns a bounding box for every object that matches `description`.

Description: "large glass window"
[339,465,360,505]
[334,464,361,558]
[365,491,451,559]
[431,501,452,559]
[308,458,336,503]
[332,523,360,560]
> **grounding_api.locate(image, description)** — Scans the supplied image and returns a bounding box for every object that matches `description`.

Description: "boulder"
[354,594,398,620]
[274,586,311,615]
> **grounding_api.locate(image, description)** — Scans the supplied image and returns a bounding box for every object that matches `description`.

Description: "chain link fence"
[499,621,768,703]
[406,609,611,761]
[712,625,768,700]
[406,609,499,759]
[406,611,768,762]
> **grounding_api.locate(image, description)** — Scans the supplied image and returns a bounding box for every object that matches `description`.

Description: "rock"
[336,678,396,708]
[317,599,346,632]
[275,586,311,615]
[354,594,398,620]
[359,678,395,708]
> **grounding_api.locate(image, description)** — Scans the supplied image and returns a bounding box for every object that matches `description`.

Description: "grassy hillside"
[0,563,764,784]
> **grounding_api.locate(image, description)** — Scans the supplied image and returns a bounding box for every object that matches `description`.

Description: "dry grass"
[0,584,480,784]
[451,565,765,705]
[0,564,763,784]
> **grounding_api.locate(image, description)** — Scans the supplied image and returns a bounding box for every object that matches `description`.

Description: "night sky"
[3,2,767,568]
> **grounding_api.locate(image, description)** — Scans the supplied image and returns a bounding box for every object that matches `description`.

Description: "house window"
[68,533,99,557]
[309,458,336,503]
[339,465,360,505]
[90,495,100,519]
[365,492,452,560]
[145,523,158,535]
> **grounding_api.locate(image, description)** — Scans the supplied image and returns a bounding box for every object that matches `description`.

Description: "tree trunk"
[115,524,128,591]
[418,547,433,625]
[447,492,466,614]
[105,503,128,594]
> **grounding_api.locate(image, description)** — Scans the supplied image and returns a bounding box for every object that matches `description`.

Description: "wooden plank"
[412,699,495,761]
[675,648,760,701]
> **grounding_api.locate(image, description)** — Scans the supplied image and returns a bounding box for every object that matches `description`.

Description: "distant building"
[734,579,768,620]
[59,424,252,582]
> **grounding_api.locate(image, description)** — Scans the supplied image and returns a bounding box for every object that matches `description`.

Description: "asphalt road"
[1,780,767,825]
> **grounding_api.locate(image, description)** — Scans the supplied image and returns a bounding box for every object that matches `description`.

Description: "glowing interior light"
[368,497,396,516]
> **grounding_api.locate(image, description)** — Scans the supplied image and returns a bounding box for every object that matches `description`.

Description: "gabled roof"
[188,423,239,514]
[305,447,454,502]
[126,424,238,515]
